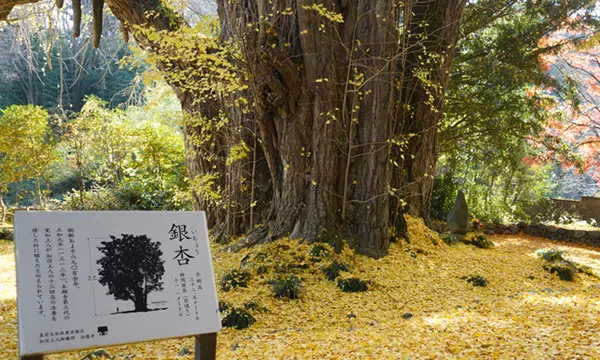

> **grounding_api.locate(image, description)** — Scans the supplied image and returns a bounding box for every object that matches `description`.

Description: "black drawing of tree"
[97,234,165,313]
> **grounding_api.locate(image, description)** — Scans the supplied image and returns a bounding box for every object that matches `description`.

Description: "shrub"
[465,275,488,287]
[218,300,231,313]
[322,232,344,254]
[537,249,577,281]
[243,301,269,313]
[270,274,301,299]
[0,227,13,240]
[338,278,368,293]
[61,184,119,210]
[546,262,577,282]
[254,252,268,262]
[288,255,309,270]
[430,235,439,246]
[243,301,259,311]
[440,233,460,245]
[310,244,330,261]
[322,261,350,281]
[431,172,458,221]
[469,233,494,249]
[221,308,256,330]
[220,269,251,292]
[536,249,566,262]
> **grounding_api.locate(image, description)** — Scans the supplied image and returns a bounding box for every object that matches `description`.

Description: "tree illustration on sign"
[97,234,165,313]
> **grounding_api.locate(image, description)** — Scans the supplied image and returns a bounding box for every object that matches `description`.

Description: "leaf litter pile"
[2,216,600,359]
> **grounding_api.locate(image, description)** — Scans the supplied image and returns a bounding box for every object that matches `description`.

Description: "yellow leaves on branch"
[301,4,344,24]
[226,141,250,166]
[129,23,246,108]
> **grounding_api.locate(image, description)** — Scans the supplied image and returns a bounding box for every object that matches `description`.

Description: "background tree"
[432,0,599,221]
[59,89,189,211]
[0,0,142,111]
[0,105,56,221]
[538,28,600,196]
[97,233,165,313]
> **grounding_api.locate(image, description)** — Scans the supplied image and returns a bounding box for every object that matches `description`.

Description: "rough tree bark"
[215,0,399,257]
[396,0,466,224]
[0,0,39,20]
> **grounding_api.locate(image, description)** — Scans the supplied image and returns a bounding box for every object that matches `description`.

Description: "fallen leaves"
[1,219,600,359]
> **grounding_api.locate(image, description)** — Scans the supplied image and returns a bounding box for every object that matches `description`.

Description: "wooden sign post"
[14,212,221,359]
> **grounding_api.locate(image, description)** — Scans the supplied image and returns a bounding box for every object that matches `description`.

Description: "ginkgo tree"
[3,0,598,257]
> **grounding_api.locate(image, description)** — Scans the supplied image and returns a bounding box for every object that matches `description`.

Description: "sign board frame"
[21,335,216,360]
[14,211,221,360]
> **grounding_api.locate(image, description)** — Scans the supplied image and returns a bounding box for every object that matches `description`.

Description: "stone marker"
[447,190,469,234]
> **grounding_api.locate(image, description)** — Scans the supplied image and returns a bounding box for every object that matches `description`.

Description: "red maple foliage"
[538,29,600,182]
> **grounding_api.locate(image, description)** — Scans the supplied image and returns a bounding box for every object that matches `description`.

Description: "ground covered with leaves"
[2,217,600,359]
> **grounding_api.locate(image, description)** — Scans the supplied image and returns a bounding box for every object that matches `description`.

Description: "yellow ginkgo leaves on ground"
[1,219,600,359]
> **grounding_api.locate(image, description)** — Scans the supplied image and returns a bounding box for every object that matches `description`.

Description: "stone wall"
[432,221,600,247]
[522,224,600,247]
[539,197,600,224]
[558,197,600,223]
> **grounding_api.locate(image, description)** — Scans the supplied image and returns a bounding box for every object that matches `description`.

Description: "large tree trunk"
[396,0,466,223]
[97,0,463,257]
[213,0,399,257]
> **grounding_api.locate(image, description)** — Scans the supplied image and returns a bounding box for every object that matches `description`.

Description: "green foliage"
[220,269,251,292]
[465,275,488,287]
[434,162,551,223]
[57,89,190,211]
[337,278,368,293]
[218,300,231,313]
[309,244,331,261]
[0,227,13,240]
[431,173,458,221]
[440,233,460,246]
[547,263,576,282]
[536,249,576,281]
[243,301,261,312]
[269,274,301,300]
[536,249,566,262]
[0,105,56,206]
[221,307,256,330]
[242,300,269,313]
[61,184,118,210]
[467,233,495,249]
[0,8,142,111]
[322,261,349,281]
[436,0,596,223]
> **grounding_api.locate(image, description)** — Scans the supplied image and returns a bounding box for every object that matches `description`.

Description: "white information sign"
[14,211,221,357]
